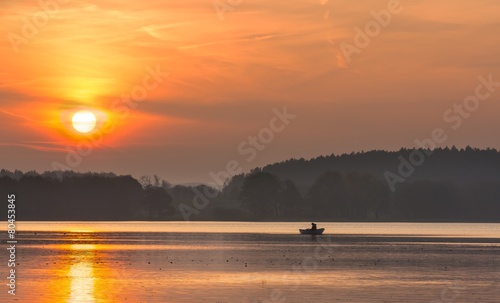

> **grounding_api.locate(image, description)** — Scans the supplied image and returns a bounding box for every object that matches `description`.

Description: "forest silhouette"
[1,147,499,222]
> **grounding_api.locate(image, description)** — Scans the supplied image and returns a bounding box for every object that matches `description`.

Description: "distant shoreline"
[8,219,500,223]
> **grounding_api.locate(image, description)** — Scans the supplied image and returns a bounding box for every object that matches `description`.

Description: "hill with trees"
[200,147,500,222]
[1,147,500,222]
[259,146,500,193]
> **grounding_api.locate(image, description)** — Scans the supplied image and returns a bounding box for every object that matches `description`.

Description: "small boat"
[299,228,325,235]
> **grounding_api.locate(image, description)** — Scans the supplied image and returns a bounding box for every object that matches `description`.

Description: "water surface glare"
[2,222,499,302]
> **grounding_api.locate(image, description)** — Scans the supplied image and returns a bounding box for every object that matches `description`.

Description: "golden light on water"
[7,222,499,303]
[69,262,95,303]
[71,244,97,250]
[69,230,95,234]
[68,244,96,303]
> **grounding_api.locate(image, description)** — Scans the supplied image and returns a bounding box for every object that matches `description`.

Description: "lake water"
[1,222,499,302]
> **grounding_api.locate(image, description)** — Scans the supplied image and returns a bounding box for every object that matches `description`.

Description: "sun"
[72,110,97,133]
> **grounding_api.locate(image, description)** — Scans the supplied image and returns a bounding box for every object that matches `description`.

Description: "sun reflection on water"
[68,244,96,303]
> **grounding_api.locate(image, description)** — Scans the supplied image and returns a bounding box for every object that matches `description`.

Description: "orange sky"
[1,0,500,183]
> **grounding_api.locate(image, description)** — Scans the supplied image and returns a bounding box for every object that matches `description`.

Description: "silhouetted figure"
[311,223,317,230]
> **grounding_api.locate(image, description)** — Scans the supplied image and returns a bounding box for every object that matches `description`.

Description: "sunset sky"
[1,0,500,184]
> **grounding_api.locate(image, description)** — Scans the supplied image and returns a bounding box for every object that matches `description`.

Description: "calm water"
[1,222,499,302]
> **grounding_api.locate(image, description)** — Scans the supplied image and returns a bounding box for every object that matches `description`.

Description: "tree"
[144,187,173,219]
[345,172,390,219]
[393,181,458,220]
[281,179,303,217]
[240,172,282,219]
[140,175,173,219]
[306,171,348,219]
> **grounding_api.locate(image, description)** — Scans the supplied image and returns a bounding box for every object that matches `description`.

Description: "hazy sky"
[1,0,500,184]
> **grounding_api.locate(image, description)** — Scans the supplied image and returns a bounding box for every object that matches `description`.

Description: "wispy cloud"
[0,142,68,153]
[178,34,285,50]
[1,110,42,123]
[1,0,500,182]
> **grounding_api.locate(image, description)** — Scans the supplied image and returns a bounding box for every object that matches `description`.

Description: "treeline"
[1,147,500,222]
[260,146,500,193]
[210,170,500,221]
[0,171,173,221]
[176,147,500,222]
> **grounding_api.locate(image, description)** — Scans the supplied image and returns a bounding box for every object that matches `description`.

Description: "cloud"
[1,0,500,182]
[0,142,68,153]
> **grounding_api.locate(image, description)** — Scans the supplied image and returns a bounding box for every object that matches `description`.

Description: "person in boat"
[311,223,317,230]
